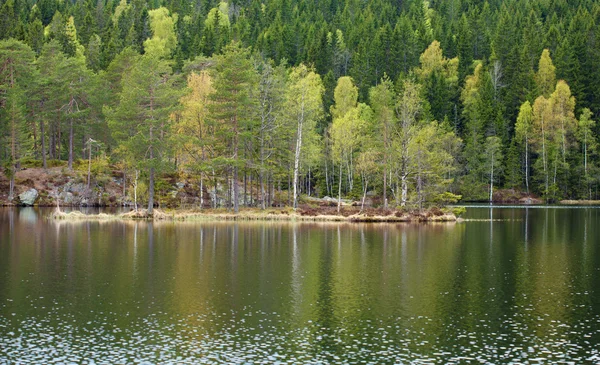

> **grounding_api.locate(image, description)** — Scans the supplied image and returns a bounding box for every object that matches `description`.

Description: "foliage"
[4,0,600,206]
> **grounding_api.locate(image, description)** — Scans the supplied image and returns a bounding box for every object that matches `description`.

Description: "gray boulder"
[58,191,75,205]
[19,189,39,206]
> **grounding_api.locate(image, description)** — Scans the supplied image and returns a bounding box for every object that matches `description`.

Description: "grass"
[49,206,459,223]
[559,200,600,206]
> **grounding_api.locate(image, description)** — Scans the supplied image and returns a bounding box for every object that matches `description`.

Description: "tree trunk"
[292,118,303,209]
[57,115,61,160]
[383,120,388,209]
[233,164,239,213]
[260,139,266,210]
[134,169,139,212]
[148,166,155,215]
[200,175,204,209]
[49,125,54,160]
[87,139,92,189]
[68,118,74,170]
[525,139,529,194]
[293,91,306,209]
[147,123,154,215]
[541,115,548,196]
[361,178,368,212]
[383,168,387,209]
[489,152,494,203]
[401,173,408,207]
[337,162,343,213]
[213,170,218,208]
[9,112,16,202]
[40,119,47,169]
[8,66,17,202]
[325,159,330,197]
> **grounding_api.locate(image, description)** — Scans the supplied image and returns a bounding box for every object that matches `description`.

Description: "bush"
[452,206,467,217]
[434,192,462,205]
[429,206,444,216]
[20,158,43,168]
[75,156,111,177]
[48,159,66,168]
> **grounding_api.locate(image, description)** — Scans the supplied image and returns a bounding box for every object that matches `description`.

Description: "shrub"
[452,206,467,217]
[429,206,444,216]
[434,192,462,205]
[20,158,43,168]
[48,159,66,168]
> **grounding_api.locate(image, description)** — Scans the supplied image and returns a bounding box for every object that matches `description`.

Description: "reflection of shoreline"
[47,219,462,231]
[2,207,596,363]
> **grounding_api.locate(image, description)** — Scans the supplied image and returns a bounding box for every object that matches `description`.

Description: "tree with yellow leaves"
[173,70,214,207]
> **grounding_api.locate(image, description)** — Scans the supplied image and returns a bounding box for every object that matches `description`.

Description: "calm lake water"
[1,207,600,364]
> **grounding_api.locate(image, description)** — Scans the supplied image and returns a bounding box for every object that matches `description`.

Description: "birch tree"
[484,136,503,202]
[255,59,286,209]
[330,103,371,212]
[576,108,597,199]
[532,95,552,196]
[369,76,395,208]
[394,80,422,207]
[285,64,324,209]
[515,101,533,193]
[535,49,556,98]
[174,70,214,207]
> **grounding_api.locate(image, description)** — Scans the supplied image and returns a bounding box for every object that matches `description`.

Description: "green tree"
[255,59,286,209]
[143,7,178,58]
[285,64,324,209]
[172,69,214,207]
[208,42,257,213]
[576,108,597,199]
[355,148,380,211]
[330,76,358,120]
[369,76,395,208]
[394,80,422,207]
[330,102,371,212]
[106,54,181,215]
[0,40,36,201]
[532,95,552,197]
[515,101,533,193]
[484,136,503,202]
[536,49,556,98]
[408,121,461,209]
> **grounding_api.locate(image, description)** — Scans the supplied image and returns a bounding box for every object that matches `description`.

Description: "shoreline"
[49,208,460,223]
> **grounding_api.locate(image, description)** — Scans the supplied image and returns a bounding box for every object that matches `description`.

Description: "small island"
[50,206,461,223]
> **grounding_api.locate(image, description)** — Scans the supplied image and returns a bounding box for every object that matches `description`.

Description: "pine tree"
[106,54,181,215]
[208,42,257,213]
[0,40,36,201]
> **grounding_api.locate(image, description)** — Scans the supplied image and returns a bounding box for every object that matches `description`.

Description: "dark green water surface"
[1,207,600,364]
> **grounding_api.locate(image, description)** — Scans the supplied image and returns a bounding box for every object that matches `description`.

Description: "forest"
[2,0,600,212]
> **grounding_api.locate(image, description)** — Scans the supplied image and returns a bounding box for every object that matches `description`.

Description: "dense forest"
[2,0,600,212]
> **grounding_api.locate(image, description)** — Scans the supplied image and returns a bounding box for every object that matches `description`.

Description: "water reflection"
[0,208,599,363]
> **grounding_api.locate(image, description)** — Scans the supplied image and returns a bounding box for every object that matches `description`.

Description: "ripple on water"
[1,307,600,364]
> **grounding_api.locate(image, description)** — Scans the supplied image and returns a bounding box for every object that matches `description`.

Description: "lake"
[1,207,600,364]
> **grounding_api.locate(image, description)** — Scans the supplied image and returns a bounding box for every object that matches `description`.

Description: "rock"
[58,191,75,205]
[176,182,185,189]
[519,197,543,205]
[18,189,39,206]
